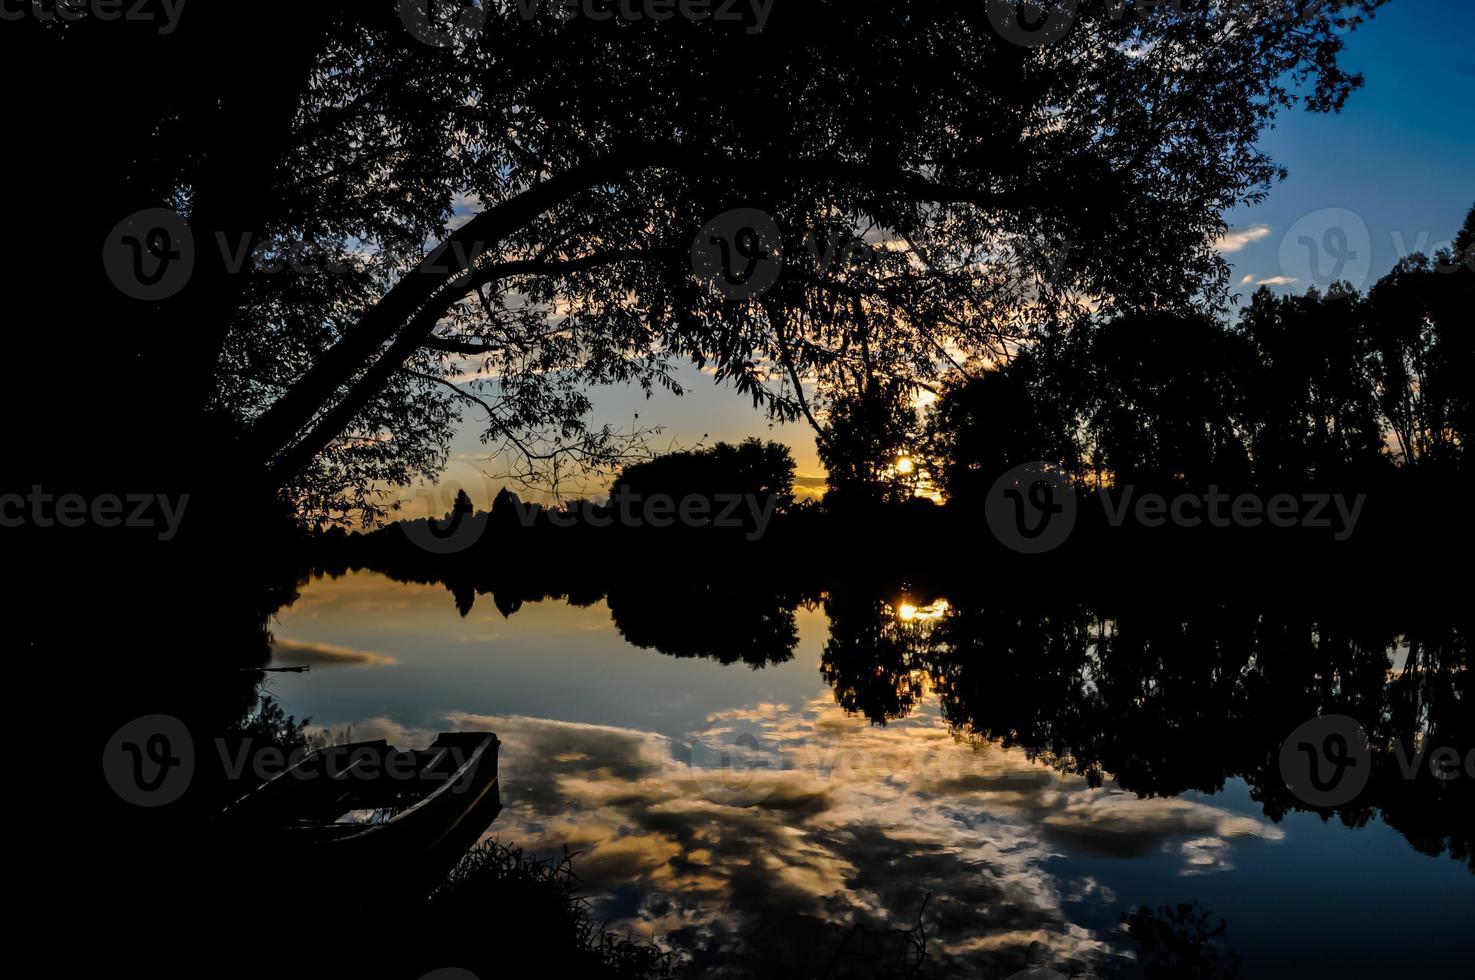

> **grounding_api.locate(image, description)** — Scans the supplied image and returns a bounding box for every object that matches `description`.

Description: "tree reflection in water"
[819,585,1473,872]
[166,568,1469,977]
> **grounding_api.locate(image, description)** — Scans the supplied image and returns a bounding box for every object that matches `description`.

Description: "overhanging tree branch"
[264,247,681,484]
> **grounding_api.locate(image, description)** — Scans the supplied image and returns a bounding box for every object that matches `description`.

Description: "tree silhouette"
[609,579,800,668]
[1124,901,1240,980]
[1234,284,1387,483]
[927,208,1472,499]
[817,382,925,506]
[12,1,1387,527]
[1081,310,1253,488]
[609,438,796,518]
[1365,252,1472,468]
[927,349,1079,504]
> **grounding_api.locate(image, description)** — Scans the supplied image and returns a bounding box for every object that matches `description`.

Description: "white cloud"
[299,697,1285,975]
[1215,224,1272,253]
[269,638,397,668]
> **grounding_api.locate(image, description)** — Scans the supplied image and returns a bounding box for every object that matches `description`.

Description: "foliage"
[609,437,796,512]
[817,381,926,505]
[1364,249,1473,468]
[18,1,1388,524]
[929,232,1472,500]
[1123,901,1239,980]
[430,840,677,980]
[230,694,315,755]
[1235,282,1386,480]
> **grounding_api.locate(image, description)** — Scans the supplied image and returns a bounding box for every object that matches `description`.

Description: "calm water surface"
[267,570,1473,978]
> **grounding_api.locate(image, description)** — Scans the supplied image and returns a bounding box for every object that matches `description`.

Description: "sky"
[417,0,1475,513]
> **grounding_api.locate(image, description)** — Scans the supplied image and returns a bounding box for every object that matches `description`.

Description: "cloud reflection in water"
[331,696,1283,977]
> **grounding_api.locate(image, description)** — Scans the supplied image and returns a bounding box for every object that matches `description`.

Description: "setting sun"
[896,598,950,623]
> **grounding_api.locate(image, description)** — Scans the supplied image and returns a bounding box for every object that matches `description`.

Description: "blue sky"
[430,0,1475,508]
[1221,0,1474,294]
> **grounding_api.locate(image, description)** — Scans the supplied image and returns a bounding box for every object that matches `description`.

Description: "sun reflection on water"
[895,598,950,623]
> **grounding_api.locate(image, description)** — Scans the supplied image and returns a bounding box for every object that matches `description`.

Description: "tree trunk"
[243,153,646,474]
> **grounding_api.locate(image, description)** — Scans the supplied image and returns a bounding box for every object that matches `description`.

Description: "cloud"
[1040,793,1284,860]
[1215,225,1272,253]
[1241,275,1298,287]
[300,697,1287,976]
[447,191,484,231]
[792,473,830,499]
[269,638,397,668]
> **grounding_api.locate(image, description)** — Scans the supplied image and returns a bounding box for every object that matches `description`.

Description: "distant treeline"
[311,210,1472,580]
[930,232,1472,505]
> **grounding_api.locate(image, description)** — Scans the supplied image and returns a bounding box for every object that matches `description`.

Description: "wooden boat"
[218,731,501,883]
